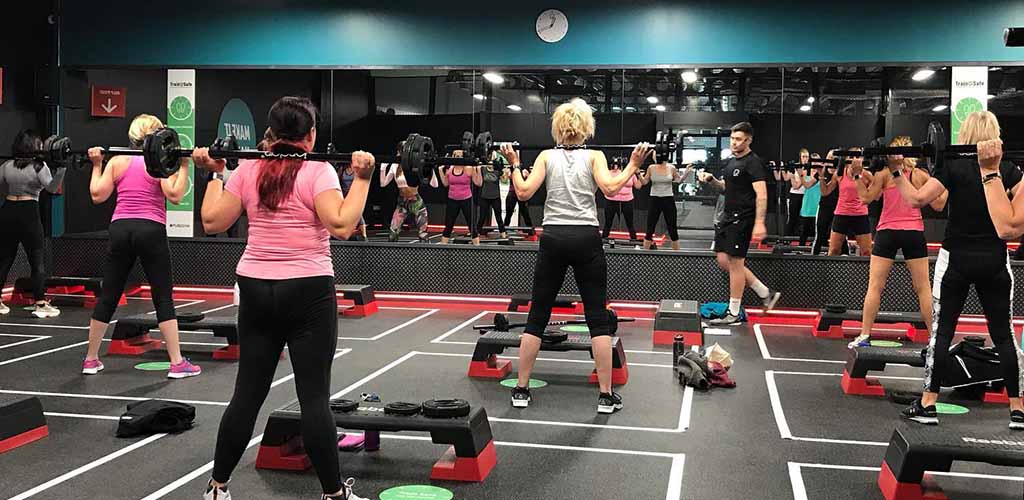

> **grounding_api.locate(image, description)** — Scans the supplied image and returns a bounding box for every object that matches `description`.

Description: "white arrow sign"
[101,98,118,113]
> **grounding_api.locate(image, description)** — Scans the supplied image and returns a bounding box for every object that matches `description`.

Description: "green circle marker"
[378,485,454,500]
[560,325,589,333]
[954,97,984,124]
[135,362,172,371]
[870,340,903,348]
[935,403,970,415]
[168,96,194,121]
[500,378,548,389]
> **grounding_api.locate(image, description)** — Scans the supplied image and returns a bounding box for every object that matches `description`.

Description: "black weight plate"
[143,128,182,178]
[461,131,474,155]
[475,131,492,162]
[400,133,429,188]
[329,398,359,413]
[50,137,72,164]
[825,303,847,314]
[926,121,946,174]
[383,402,422,416]
[421,399,470,418]
[212,135,240,171]
[541,331,569,344]
[177,312,205,323]
[493,313,510,332]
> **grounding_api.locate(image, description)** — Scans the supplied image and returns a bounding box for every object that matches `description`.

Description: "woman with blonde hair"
[501,98,648,414]
[847,137,947,348]
[83,114,200,379]
[890,111,1024,429]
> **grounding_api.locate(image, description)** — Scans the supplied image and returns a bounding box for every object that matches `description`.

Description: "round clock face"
[536,9,568,43]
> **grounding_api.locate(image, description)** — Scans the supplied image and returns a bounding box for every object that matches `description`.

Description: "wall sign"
[90,85,126,117]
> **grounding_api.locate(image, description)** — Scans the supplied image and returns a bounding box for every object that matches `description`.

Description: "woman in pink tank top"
[82,114,199,380]
[439,150,482,244]
[848,136,948,347]
[828,152,873,256]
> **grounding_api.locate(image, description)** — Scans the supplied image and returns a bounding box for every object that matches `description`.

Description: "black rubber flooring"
[1,295,1023,499]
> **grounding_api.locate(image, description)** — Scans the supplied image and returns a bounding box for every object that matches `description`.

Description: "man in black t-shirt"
[698,122,781,325]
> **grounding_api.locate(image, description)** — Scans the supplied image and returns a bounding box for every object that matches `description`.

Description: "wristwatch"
[891,169,902,178]
[853,173,861,180]
[982,171,1002,184]
[208,170,224,182]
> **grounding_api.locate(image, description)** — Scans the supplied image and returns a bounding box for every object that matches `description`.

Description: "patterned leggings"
[389,195,429,242]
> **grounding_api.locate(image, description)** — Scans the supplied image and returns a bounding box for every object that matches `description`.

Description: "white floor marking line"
[677,345,697,432]
[754,325,844,364]
[773,370,922,382]
[0,341,89,367]
[377,306,437,312]
[0,322,89,330]
[430,310,490,343]
[198,303,236,314]
[8,433,167,500]
[666,454,685,500]
[765,370,793,439]
[0,333,50,338]
[146,299,205,315]
[789,462,809,500]
[139,434,264,500]
[338,309,439,341]
[0,389,229,406]
[790,436,887,446]
[0,336,50,351]
[417,350,674,369]
[43,412,122,421]
[330,351,421,399]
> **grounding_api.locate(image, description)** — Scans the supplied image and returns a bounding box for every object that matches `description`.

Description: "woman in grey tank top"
[499,98,650,415]
[638,159,688,250]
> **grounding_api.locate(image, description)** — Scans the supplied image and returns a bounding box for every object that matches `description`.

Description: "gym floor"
[1,291,1022,499]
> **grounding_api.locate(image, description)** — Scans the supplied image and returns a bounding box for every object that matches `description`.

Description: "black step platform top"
[478,331,618,351]
[889,423,1024,467]
[275,400,487,433]
[822,309,925,322]
[116,313,236,328]
[852,346,924,364]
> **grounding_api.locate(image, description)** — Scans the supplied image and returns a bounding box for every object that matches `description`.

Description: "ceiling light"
[483,72,504,84]
[473,94,486,100]
[912,69,935,81]
[987,94,996,100]
[612,106,622,112]
[932,104,948,112]
[799,104,812,112]
[506,104,522,111]
[681,70,698,83]
[646,96,659,104]
[654,105,667,112]
[806,96,815,103]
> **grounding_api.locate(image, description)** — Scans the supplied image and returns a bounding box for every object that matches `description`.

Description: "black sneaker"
[708,313,742,326]
[761,291,781,311]
[511,386,531,408]
[597,392,623,414]
[901,399,938,425]
[1010,410,1024,430]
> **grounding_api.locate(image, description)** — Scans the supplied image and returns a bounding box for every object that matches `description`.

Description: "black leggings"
[798,216,816,246]
[443,198,476,238]
[0,200,47,301]
[645,196,678,241]
[503,194,535,234]
[812,207,847,255]
[213,275,340,493]
[477,197,505,234]
[925,249,1022,396]
[525,225,610,338]
[786,192,804,236]
[93,219,176,323]
[602,200,637,240]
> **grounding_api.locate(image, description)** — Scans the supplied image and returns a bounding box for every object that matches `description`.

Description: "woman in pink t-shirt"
[439,150,482,244]
[82,114,200,380]
[827,152,873,256]
[193,97,373,500]
[601,156,642,241]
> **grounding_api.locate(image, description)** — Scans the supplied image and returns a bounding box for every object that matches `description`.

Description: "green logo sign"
[169,95,194,121]
[951,97,984,141]
[378,485,454,500]
[217,98,257,149]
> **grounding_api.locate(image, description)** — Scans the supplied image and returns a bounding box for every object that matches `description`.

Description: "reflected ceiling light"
[991,67,1003,71]
[681,70,699,83]
[625,106,636,112]
[932,104,948,112]
[506,104,522,111]
[527,94,542,102]
[912,69,935,81]
[654,105,667,112]
[806,96,815,103]
[612,106,622,112]
[646,96,659,104]
[799,104,812,112]
[483,72,504,84]
[473,94,486,100]
[987,94,996,100]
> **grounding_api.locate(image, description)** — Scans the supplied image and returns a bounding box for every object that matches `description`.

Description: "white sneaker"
[32,302,60,318]
[847,334,871,349]
[322,478,368,500]
[0,301,9,315]
[203,480,232,500]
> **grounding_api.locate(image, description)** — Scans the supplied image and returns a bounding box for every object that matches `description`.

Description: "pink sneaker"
[167,359,201,379]
[82,358,104,375]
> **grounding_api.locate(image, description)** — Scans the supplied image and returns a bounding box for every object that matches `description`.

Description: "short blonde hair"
[889,135,917,169]
[957,110,1000,145]
[129,114,164,147]
[551,98,595,145]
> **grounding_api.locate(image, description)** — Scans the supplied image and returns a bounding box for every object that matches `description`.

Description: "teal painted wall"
[61,1,1024,67]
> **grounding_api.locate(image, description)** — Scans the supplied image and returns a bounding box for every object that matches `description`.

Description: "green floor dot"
[379,485,454,500]
[500,378,548,389]
[870,340,903,348]
[935,403,970,415]
[560,325,590,333]
[134,362,172,371]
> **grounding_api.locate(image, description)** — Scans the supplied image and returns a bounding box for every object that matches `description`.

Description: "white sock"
[750,279,770,299]
[728,298,742,316]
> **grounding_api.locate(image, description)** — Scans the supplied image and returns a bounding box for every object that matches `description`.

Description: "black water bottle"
[672,334,685,371]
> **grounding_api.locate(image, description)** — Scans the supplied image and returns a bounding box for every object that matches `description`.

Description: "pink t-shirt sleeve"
[224,161,252,201]
[309,162,342,199]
